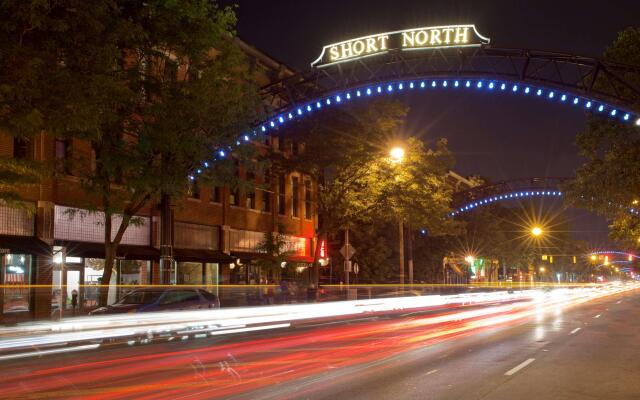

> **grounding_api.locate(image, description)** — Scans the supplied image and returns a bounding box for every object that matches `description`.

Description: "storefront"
[53,241,158,310]
[0,235,51,323]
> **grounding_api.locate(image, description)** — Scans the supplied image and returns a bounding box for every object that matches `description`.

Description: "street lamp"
[531,226,543,237]
[389,147,405,163]
[464,255,475,264]
[539,266,546,272]
[389,145,407,284]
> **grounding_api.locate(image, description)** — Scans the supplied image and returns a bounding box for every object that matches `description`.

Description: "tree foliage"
[563,27,640,249]
[0,0,260,304]
[282,100,459,281]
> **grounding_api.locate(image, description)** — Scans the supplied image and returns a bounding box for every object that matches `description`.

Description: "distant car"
[89,288,220,315]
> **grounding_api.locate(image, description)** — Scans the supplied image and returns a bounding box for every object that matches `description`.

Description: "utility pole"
[407,224,413,286]
[399,219,404,286]
[344,227,350,286]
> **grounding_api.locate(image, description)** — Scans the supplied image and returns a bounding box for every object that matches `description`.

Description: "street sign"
[340,243,356,260]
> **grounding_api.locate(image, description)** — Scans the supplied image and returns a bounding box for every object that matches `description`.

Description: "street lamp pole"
[407,223,413,286]
[344,227,350,286]
[389,146,406,287]
[399,219,404,286]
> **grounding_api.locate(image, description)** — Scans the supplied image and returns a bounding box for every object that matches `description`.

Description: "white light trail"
[0,283,636,361]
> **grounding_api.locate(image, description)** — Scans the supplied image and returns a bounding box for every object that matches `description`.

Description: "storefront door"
[63,267,83,311]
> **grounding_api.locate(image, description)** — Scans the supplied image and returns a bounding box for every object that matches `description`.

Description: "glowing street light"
[531,226,543,237]
[590,255,597,261]
[539,266,546,272]
[389,147,405,163]
[464,255,475,264]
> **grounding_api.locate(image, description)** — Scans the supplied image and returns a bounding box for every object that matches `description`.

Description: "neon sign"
[312,24,490,67]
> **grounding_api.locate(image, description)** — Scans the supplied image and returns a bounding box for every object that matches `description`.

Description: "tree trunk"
[98,242,117,307]
[98,212,134,307]
[99,214,115,307]
[159,193,173,283]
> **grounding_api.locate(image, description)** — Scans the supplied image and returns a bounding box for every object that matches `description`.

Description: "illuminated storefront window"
[2,253,32,313]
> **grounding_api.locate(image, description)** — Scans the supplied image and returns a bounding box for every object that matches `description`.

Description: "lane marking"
[616,301,622,304]
[593,314,601,319]
[0,344,100,361]
[425,369,438,376]
[505,358,535,376]
[569,327,581,335]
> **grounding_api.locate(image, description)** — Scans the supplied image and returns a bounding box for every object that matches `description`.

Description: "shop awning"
[0,235,51,256]
[55,240,159,260]
[173,248,235,263]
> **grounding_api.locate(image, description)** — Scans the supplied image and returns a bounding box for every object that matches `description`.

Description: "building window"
[291,176,299,217]
[2,254,32,313]
[211,186,221,203]
[278,175,286,215]
[55,138,71,173]
[246,191,256,209]
[188,180,200,199]
[292,140,299,156]
[164,59,178,82]
[304,180,312,219]
[177,262,202,285]
[262,191,271,212]
[13,138,30,159]
[230,188,239,206]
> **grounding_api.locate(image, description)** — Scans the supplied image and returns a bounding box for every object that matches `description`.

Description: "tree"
[563,27,640,249]
[284,100,410,232]
[255,229,295,282]
[364,137,459,235]
[282,100,459,283]
[0,1,259,305]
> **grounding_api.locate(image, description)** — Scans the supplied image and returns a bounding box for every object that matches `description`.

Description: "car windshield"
[117,290,164,305]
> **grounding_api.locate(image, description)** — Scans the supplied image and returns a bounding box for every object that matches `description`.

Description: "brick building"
[0,39,317,323]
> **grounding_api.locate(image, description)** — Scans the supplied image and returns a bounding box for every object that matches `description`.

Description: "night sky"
[232,0,640,245]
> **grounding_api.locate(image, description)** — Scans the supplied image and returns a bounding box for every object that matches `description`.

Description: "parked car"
[89,288,220,315]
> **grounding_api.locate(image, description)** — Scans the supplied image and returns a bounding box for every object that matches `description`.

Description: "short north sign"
[311,24,490,67]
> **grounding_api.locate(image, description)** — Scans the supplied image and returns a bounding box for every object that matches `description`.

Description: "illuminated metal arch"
[450,189,564,217]
[260,46,640,127]
[451,177,566,216]
[448,177,640,217]
[595,260,632,269]
[589,251,640,260]
[191,46,640,180]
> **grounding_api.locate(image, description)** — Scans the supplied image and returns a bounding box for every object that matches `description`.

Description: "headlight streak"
[0,284,636,364]
[0,291,531,355]
[0,284,636,400]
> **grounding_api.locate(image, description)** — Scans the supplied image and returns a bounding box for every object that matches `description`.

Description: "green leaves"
[563,27,640,248]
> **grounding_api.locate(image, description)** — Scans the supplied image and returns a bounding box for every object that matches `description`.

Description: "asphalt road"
[249,289,640,400]
[1,288,638,399]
